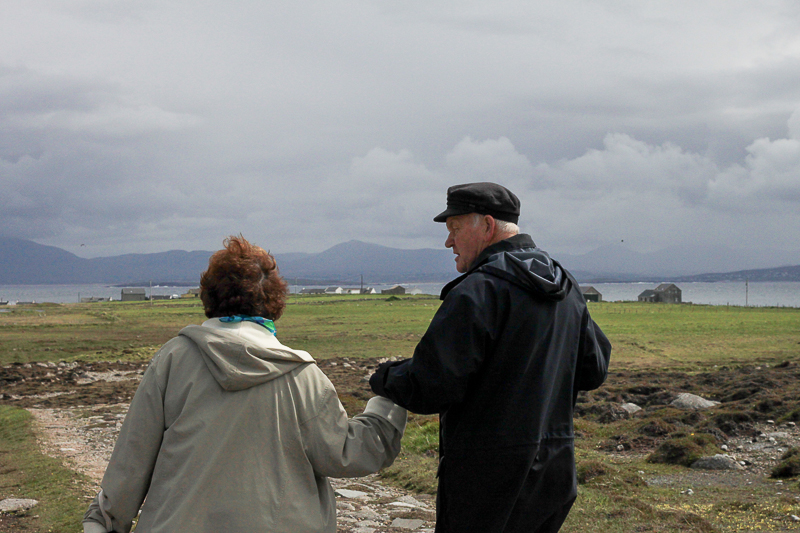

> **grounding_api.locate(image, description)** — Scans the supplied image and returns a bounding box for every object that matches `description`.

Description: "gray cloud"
[2,1,800,260]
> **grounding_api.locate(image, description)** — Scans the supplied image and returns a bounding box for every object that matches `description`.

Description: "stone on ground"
[0,498,39,512]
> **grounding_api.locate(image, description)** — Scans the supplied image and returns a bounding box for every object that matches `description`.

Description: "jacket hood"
[179,319,315,391]
[443,234,573,302]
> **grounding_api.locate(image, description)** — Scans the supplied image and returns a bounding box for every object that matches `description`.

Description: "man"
[370,182,611,532]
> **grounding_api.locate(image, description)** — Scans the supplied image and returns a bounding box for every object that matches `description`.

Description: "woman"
[83,235,406,533]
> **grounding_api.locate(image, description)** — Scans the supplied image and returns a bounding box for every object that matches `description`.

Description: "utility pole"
[745,279,749,307]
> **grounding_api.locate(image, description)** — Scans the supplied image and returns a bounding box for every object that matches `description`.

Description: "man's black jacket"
[370,234,611,532]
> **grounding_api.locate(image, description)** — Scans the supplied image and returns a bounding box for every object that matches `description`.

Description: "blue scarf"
[219,315,276,335]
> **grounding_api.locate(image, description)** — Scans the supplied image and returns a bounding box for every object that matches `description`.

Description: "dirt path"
[31,405,123,491]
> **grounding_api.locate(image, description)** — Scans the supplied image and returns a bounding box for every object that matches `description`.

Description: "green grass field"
[0,295,443,365]
[2,296,800,532]
[3,297,798,369]
[595,302,800,370]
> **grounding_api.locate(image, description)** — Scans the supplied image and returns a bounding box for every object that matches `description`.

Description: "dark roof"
[638,290,658,298]
[656,283,680,291]
[300,288,325,294]
[580,286,601,295]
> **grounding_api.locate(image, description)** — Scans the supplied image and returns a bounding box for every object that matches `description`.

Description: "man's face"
[445,214,488,273]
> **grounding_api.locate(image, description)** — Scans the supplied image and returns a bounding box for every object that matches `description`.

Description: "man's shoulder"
[440,268,502,302]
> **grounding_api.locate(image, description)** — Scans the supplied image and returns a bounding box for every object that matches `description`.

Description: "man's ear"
[482,215,497,242]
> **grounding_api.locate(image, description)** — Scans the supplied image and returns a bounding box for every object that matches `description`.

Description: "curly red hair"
[200,235,288,320]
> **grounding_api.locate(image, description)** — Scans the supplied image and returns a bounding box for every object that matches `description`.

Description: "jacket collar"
[439,234,537,300]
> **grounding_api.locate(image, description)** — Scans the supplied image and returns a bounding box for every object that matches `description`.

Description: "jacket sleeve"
[83,353,167,533]
[574,309,612,393]
[370,284,493,414]
[301,380,407,479]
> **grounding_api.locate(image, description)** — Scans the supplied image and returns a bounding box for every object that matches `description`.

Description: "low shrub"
[637,418,677,437]
[780,407,800,424]
[771,447,800,478]
[707,410,755,436]
[646,432,719,467]
[576,460,608,484]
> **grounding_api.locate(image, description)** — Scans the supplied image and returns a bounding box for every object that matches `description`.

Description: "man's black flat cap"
[433,182,520,224]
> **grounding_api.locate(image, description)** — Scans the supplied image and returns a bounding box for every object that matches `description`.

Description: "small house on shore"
[638,283,682,304]
[655,283,682,303]
[121,288,146,301]
[580,286,602,302]
[343,287,376,295]
[381,285,406,295]
[299,288,325,294]
[638,289,658,303]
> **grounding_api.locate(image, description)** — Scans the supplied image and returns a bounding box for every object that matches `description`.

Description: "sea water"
[589,281,800,307]
[2,281,800,307]
[0,284,191,305]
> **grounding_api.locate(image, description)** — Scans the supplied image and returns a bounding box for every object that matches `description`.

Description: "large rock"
[335,489,369,499]
[622,402,642,414]
[0,498,38,512]
[391,518,425,530]
[690,454,744,470]
[670,393,720,410]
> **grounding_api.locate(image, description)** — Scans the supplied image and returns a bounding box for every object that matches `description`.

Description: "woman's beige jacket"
[83,318,406,533]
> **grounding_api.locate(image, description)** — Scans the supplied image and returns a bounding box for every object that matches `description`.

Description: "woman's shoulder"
[290,360,334,390]
[147,334,202,369]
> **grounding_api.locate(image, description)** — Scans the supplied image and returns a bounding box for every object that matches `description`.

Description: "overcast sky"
[3,0,800,259]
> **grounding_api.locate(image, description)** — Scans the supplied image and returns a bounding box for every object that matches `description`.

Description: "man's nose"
[445,234,454,248]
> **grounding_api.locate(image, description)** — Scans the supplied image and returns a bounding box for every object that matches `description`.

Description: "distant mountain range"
[675,265,800,282]
[2,236,800,285]
[274,240,455,284]
[554,244,800,280]
[0,237,214,285]
[0,237,455,285]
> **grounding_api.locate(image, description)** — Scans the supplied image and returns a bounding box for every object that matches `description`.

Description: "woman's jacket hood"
[442,234,572,302]
[179,319,315,391]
